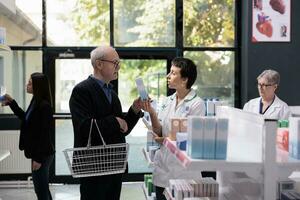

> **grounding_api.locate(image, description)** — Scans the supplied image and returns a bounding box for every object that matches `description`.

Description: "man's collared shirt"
[91,75,113,103]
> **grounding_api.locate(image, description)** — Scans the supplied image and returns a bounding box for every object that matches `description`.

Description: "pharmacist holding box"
[141,57,205,200]
[243,69,291,120]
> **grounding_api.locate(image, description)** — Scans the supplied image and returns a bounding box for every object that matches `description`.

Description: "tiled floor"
[0,182,145,200]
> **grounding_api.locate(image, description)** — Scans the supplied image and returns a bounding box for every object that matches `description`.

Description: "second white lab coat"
[152,89,206,188]
[243,95,291,120]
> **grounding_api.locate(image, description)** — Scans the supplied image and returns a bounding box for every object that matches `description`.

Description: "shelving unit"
[163,138,262,178]
[142,147,154,168]
[141,106,300,199]
[160,106,300,199]
[163,188,174,200]
[142,184,155,200]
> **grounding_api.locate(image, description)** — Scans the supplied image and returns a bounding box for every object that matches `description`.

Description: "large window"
[185,51,235,105]
[0,50,42,114]
[184,0,235,47]
[0,0,239,182]
[0,0,42,46]
[119,59,167,172]
[114,0,175,47]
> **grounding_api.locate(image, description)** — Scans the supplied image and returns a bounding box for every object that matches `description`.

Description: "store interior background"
[0,0,300,190]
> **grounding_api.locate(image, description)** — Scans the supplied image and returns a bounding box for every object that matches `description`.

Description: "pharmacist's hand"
[141,98,154,114]
[153,136,165,145]
[1,94,13,106]
[131,97,142,114]
[32,161,41,171]
[116,117,128,133]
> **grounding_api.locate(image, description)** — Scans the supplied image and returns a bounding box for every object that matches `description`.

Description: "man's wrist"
[131,105,140,114]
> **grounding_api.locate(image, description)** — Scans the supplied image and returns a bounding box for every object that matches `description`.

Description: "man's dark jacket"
[69,76,141,148]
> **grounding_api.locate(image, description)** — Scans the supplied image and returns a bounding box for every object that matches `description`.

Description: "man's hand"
[32,160,42,171]
[131,97,142,114]
[116,117,128,133]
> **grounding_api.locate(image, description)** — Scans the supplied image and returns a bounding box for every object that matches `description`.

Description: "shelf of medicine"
[169,106,300,199]
[163,188,174,200]
[163,138,262,178]
[277,148,300,179]
[163,186,240,200]
[142,148,154,168]
[141,106,300,199]
[142,184,155,200]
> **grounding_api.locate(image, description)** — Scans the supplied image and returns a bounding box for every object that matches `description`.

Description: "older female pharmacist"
[243,69,291,119]
[141,57,206,200]
[219,69,292,198]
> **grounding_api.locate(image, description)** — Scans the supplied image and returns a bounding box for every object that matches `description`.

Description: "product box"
[170,118,181,141]
[203,117,216,159]
[277,120,289,152]
[177,132,188,151]
[146,130,158,151]
[277,179,295,199]
[187,117,204,159]
[206,100,215,116]
[289,117,300,159]
[281,190,300,200]
[215,118,228,159]
[180,118,188,132]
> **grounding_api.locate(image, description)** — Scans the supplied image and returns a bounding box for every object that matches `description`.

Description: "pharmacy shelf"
[142,184,154,200]
[163,186,238,200]
[142,148,154,168]
[163,188,174,200]
[163,138,262,178]
[0,150,10,162]
[277,148,300,179]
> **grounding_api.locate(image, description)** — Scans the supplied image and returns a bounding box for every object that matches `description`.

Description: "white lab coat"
[243,95,291,120]
[152,89,206,188]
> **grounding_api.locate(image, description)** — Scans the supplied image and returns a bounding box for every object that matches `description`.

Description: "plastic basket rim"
[63,142,129,153]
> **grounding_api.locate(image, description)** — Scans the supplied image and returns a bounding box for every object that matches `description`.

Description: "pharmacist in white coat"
[219,69,291,197]
[243,69,291,120]
[141,57,205,200]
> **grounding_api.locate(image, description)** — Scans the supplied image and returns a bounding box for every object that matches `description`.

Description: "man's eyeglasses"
[97,59,120,69]
[257,83,274,88]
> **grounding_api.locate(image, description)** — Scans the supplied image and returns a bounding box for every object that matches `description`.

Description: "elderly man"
[69,45,143,200]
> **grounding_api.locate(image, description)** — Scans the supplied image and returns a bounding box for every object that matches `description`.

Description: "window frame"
[0,0,241,183]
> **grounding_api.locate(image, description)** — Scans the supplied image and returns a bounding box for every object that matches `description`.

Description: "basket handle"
[87,119,107,148]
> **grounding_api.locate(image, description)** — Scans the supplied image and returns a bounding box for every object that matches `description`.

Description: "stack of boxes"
[277,120,289,152]
[289,117,300,159]
[144,174,154,197]
[170,118,187,141]
[169,178,219,200]
[186,116,229,160]
[205,98,224,116]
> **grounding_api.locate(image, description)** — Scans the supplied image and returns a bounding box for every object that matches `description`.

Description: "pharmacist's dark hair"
[171,57,197,89]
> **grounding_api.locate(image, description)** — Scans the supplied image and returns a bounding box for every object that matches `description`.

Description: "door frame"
[44,47,177,183]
